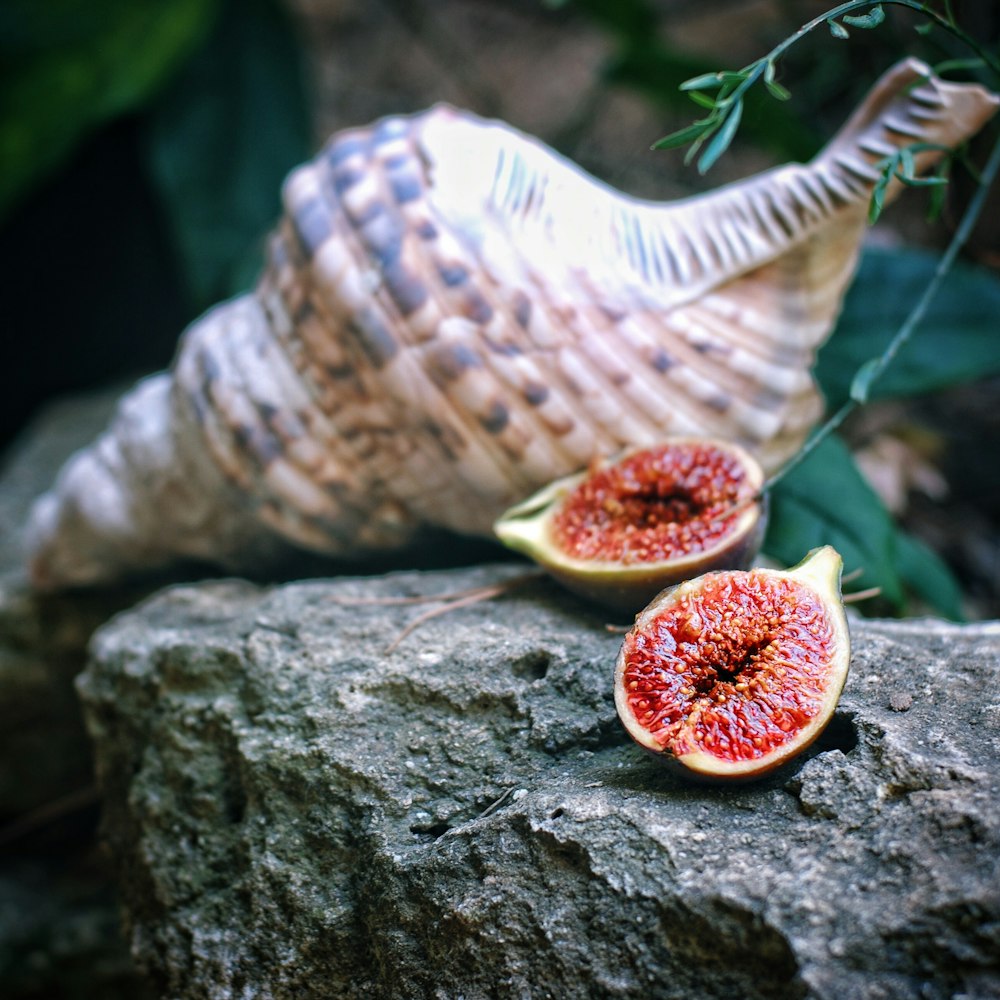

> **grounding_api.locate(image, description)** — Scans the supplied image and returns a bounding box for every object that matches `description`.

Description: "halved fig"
[493,439,766,613]
[614,545,851,782]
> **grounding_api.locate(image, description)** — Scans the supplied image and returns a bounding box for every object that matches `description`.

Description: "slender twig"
[0,785,100,848]
[763,125,1000,494]
[331,573,543,652]
[657,2,999,171]
[383,576,538,653]
[842,585,883,603]
[752,2,997,86]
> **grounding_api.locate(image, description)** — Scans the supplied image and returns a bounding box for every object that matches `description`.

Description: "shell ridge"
[287,126,475,532]
[380,143,596,512]
[186,296,378,551]
[328,126,578,523]
[269,140,446,550]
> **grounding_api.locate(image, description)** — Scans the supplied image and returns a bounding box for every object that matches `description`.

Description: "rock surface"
[0,384,146,816]
[80,566,1000,1000]
[0,385,157,1000]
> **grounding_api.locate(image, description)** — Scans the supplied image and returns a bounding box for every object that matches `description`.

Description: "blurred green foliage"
[0,0,220,223]
[142,0,311,308]
[816,248,1000,408]
[779,246,1000,619]
[764,434,965,621]
[1,0,309,306]
[0,0,310,451]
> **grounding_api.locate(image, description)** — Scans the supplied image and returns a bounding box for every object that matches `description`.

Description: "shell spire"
[25,60,998,588]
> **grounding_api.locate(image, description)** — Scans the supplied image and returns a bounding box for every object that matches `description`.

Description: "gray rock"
[0,582,121,817]
[80,566,1000,1000]
[0,385,154,1000]
[0,385,151,816]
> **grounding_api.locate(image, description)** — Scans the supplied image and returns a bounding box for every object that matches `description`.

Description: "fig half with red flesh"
[493,439,766,613]
[614,546,851,782]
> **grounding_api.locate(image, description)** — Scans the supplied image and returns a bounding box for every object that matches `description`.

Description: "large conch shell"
[26,59,998,588]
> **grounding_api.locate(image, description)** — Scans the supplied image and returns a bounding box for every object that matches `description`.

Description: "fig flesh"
[614,545,850,782]
[493,439,766,613]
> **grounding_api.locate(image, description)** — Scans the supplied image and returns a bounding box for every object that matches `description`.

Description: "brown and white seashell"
[25,59,998,588]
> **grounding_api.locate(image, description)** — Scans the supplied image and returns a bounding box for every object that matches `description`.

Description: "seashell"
[25,59,998,588]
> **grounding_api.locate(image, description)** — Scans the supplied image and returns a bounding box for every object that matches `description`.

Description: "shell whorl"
[25,59,999,587]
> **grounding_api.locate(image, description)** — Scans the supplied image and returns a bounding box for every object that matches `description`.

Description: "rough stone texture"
[81,566,1000,1000]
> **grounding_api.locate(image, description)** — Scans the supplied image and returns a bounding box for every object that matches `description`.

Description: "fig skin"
[614,546,851,783]
[493,439,767,614]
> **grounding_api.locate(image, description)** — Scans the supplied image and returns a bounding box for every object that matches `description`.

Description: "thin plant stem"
[765,2,998,80]
[665,2,1000,169]
[660,0,1000,545]
[843,585,883,603]
[764,124,1000,494]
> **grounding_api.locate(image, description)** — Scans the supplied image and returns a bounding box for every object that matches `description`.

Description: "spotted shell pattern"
[26,59,999,587]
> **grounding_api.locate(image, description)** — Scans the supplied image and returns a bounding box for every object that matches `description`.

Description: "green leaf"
[900,174,950,188]
[679,70,746,93]
[815,248,1000,409]
[932,57,986,75]
[686,91,719,110]
[898,146,916,180]
[761,59,791,101]
[651,118,716,151]
[142,0,311,308]
[0,0,219,221]
[868,165,892,222]
[828,18,850,39]
[764,79,792,101]
[843,5,886,29]
[680,72,726,92]
[697,98,742,173]
[894,532,965,621]
[766,435,903,607]
[849,358,881,404]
